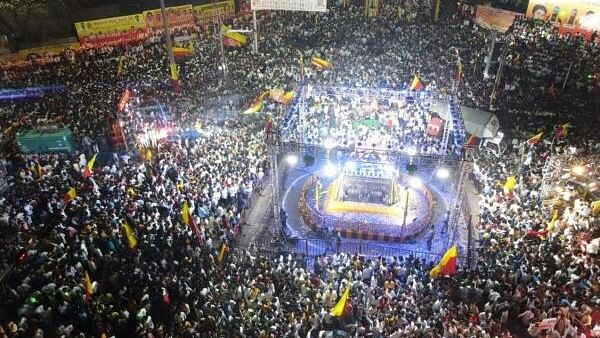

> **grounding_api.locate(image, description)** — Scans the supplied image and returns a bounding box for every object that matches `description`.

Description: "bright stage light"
[285,154,298,166]
[323,162,338,177]
[406,147,418,157]
[344,161,357,171]
[408,176,422,189]
[323,138,337,150]
[436,168,450,180]
[572,165,586,176]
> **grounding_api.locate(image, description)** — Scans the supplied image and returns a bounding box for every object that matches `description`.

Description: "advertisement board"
[250,0,327,12]
[194,1,236,27]
[75,14,146,47]
[526,0,600,31]
[475,5,521,32]
[143,4,195,32]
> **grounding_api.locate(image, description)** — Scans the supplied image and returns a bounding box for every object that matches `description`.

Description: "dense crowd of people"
[0,1,598,337]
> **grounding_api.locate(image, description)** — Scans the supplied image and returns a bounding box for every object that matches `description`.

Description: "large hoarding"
[250,0,327,12]
[143,5,195,32]
[75,14,146,48]
[526,0,600,31]
[194,1,236,27]
[476,5,521,32]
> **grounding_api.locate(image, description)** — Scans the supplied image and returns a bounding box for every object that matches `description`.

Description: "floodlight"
[344,161,357,171]
[406,147,418,157]
[436,168,450,180]
[408,176,422,189]
[285,154,298,166]
[323,163,338,177]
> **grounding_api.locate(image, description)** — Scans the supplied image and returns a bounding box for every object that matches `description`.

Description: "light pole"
[159,0,178,90]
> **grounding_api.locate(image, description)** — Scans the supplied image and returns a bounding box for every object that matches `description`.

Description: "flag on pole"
[82,153,97,178]
[527,132,543,145]
[330,286,351,317]
[546,210,559,232]
[84,271,93,302]
[122,220,138,250]
[464,134,479,148]
[311,56,331,70]
[63,187,77,204]
[31,162,44,178]
[217,242,228,262]
[221,25,247,47]
[554,123,570,139]
[243,93,268,115]
[430,245,458,278]
[410,74,425,91]
[173,47,193,58]
[181,201,202,242]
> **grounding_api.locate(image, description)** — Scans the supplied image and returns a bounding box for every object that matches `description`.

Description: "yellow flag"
[591,200,600,216]
[217,243,228,262]
[503,176,517,195]
[122,221,138,249]
[546,210,559,232]
[330,286,350,317]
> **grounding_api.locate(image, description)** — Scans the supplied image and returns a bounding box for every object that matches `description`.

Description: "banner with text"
[194,1,236,27]
[143,5,195,33]
[475,6,520,32]
[526,0,600,31]
[75,14,146,48]
[251,0,327,12]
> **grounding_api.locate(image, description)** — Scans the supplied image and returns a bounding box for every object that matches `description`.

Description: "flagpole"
[253,10,259,54]
[561,61,573,92]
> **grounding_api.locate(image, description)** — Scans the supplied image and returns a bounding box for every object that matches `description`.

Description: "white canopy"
[430,101,500,138]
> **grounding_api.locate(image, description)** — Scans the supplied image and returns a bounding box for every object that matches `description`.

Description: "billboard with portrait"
[75,14,146,48]
[250,0,327,12]
[194,1,236,27]
[526,0,600,31]
[143,4,195,32]
[476,6,521,32]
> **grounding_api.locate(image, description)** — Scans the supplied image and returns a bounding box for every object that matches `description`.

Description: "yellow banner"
[143,4,195,32]
[194,1,235,27]
[526,0,600,31]
[75,14,146,47]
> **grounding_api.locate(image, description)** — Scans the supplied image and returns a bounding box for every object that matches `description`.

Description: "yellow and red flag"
[31,162,44,178]
[527,132,543,145]
[84,271,93,302]
[282,90,295,104]
[173,47,193,58]
[181,201,202,242]
[410,74,425,91]
[311,56,331,70]
[430,245,458,278]
[63,187,77,204]
[82,153,97,178]
[464,134,479,148]
[330,286,350,317]
[243,93,268,115]
[554,123,570,139]
[122,220,138,250]
[221,25,247,47]
[546,210,559,232]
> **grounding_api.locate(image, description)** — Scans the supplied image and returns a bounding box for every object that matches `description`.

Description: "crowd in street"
[0,1,598,337]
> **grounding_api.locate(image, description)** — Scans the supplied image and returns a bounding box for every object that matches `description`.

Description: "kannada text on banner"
[251,0,327,12]
[475,5,521,32]
[75,14,146,48]
[194,1,236,27]
[526,0,600,31]
[143,5,195,32]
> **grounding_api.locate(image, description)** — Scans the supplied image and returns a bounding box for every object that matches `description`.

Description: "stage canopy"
[430,101,500,138]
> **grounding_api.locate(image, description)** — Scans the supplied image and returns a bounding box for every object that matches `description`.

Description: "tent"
[429,101,500,138]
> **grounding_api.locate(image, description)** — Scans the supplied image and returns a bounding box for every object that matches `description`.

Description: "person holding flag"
[430,245,458,279]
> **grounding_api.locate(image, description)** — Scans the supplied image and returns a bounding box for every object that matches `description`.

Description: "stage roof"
[430,101,500,138]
